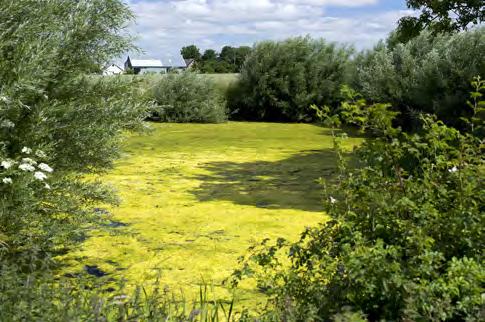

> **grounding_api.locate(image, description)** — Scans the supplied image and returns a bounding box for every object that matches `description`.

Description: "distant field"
[59,122,361,310]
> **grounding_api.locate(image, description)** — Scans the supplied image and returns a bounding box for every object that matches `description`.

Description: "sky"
[125,0,412,61]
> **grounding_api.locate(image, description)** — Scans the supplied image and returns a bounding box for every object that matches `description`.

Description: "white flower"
[1,160,13,169]
[33,171,47,181]
[21,158,37,165]
[35,150,47,158]
[19,163,35,172]
[21,147,32,154]
[44,183,51,190]
[2,177,12,184]
[38,163,53,173]
[330,196,337,204]
[0,120,15,128]
[448,166,458,173]
[0,96,8,103]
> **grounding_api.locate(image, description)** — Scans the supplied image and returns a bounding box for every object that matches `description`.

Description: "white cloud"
[125,0,412,60]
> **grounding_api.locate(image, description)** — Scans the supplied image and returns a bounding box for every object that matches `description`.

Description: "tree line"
[180,44,252,73]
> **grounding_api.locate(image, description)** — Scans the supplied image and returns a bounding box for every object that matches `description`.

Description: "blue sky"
[125,0,411,61]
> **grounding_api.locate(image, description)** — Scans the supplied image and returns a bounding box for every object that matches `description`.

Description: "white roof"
[130,59,163,68]
[103,64,123,76]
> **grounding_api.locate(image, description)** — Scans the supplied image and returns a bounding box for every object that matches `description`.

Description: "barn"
[124,57,165,74]
[103,64,124,76]
[124,56,191,74]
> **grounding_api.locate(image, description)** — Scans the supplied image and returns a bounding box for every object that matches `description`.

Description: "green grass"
[59,122,360,310]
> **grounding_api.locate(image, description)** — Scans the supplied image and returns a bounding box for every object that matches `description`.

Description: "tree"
[201,49,217,61]
[0,0,146,260]
[398,0,485,42]
[235,46,252,69]
[231,37,351,121]
[220,46,236,65]
[180,45,201,61]
[220,46,253,72]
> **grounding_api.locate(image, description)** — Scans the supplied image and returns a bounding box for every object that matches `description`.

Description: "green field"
[60,122,360,308]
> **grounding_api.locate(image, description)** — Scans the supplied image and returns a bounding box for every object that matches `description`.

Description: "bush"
[353,28,485,129]
[233,88,484,321]
[229,37,352,122]
[151,73,227,123]
[0,0,147,260]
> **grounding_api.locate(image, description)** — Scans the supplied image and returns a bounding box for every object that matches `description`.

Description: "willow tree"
[0,0,147,261]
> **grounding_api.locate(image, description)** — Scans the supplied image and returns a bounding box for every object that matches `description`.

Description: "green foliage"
[151,73,227,123]
[232,88,484,320]
[0,263,239,322]
[0,0,147,259]
[397,0,485,42]
[202,49,218,62]
[465,76,485,137]
[230,37,352,122]
[181,45,201,61]
[219,46,252,73]
[354,28,485,129]
[192,46,252,74]
[311,85,397,136]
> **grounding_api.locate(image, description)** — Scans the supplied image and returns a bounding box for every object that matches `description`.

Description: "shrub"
[353,28,485,129]
[229,37,352,122]
[0,0,147,260]
[232,87,484,321]
[151,73,227,123]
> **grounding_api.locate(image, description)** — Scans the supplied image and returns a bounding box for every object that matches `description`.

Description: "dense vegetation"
[151,73,227,123]
[1,0,484,320]
[181,45,252,73]
[232,82,484,320]
[397,0,485,42]
[354,28,485,130]
[0,0,147,261]
[228,37,351,122]
[226,28,484,128]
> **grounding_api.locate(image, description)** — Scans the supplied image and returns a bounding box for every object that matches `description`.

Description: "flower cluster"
[1,147,53,189]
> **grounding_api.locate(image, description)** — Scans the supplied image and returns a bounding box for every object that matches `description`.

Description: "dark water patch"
[84,265,108,277]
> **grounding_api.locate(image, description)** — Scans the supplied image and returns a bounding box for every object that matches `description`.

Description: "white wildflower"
[33,171,47,181]
[19,163,35,172]
[0,96,8,103]
[448,166,458,173]
[1,160,14,169]
[21,158,37,165]
[35,150,47,158]
[2,177,12,184]
[377,156,383,162]
[330,196,337,204]
[1,120,15,128]
[45,183,51,190]
[38,163,53,173]
[21,147,32,154]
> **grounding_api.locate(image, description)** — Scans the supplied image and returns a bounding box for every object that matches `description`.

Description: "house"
[124,55,193,74]
[163,55,190,72]
[103,64,124,76]
[184,58,196,70]
[124,56,165,74]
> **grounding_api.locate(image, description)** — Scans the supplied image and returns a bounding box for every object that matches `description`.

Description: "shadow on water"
[190,149,340,212]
